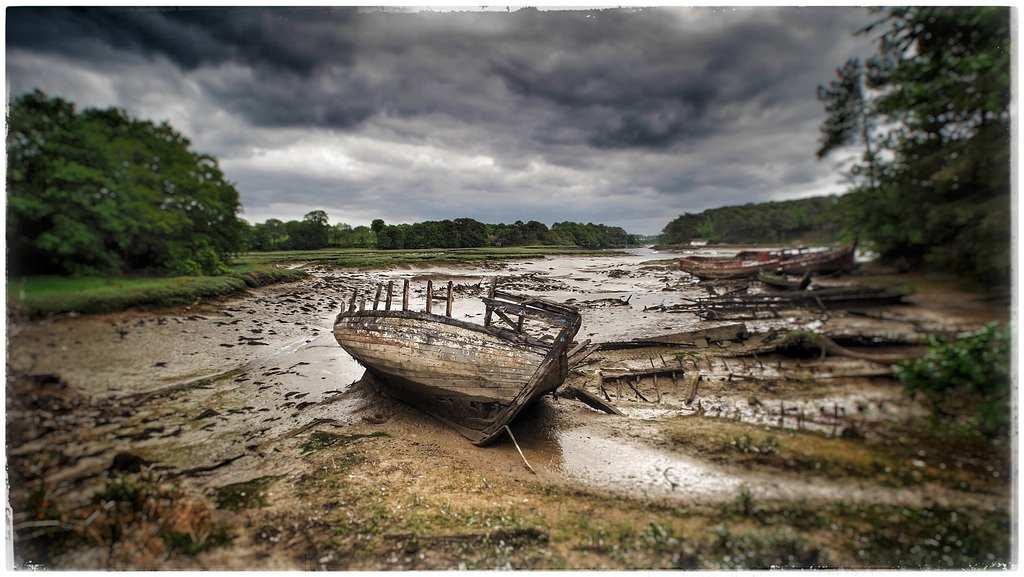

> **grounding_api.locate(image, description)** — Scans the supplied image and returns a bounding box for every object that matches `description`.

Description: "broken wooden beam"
[562,386,624,416]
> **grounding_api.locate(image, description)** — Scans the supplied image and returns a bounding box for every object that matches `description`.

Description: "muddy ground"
[6,249,1014,569]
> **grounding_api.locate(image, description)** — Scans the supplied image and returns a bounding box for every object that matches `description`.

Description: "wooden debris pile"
[645,284,914,320]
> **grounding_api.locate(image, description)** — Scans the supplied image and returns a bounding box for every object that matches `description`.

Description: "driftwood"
[759,270,813,291]
[701,286,912,311]
[636,322,749,346]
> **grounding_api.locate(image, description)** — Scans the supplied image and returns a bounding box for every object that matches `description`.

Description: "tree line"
[248,216,638,252]
[372,218,636,250]
[660,196,844,246]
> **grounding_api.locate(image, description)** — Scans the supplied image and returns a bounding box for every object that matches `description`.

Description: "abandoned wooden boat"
[678,250,783,279]
[777,241,857,275]
[333,278,582,446]
[694,285,915,320]
[680,241,857,280]
[758,270,813,290]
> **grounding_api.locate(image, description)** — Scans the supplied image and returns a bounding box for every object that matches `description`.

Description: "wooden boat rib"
[333,278,581,446]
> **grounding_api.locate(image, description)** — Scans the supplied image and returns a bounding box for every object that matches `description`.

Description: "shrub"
[893,322,1011,436]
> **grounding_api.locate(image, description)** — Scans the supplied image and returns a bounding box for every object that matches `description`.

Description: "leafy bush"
[893,322,1011,435]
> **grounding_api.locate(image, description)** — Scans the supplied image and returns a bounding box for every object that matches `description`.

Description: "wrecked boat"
[758,270,813,290]
[777,241,857,275]
[680,241,857,280]
[333,278,582,446]
[679,250,783,280]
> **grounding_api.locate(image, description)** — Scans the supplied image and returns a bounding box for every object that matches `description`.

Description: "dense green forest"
[371,218,636,250]
[660,196,844,246]
[249,216,637,252]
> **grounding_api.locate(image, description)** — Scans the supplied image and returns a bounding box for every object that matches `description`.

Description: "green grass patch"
[7,266,308,318]
[7,247,620,317]
[214,475,286,511]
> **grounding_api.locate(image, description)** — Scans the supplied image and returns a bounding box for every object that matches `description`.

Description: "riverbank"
[6,252,1013,569]
[6,247,622,319]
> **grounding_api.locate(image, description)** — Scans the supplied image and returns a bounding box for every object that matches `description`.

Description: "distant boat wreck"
[333,278,583,446]
[679,241,857,280]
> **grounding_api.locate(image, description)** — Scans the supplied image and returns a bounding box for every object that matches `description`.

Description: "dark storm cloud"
[7,6,872,148]
[7,6,358,74]
[6,6,879,233]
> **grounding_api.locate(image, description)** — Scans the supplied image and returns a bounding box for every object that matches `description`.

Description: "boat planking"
[333,278,582,446]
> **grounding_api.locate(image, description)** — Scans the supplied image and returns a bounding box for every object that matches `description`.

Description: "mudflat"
[6,250,1012,569]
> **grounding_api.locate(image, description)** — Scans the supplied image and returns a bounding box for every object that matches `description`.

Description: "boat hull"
[334,308,577,445]
[680,242,857,279]
[778,242,857,275]
[679,255,781,279]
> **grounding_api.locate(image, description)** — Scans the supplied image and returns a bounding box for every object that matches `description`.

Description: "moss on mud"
[214,475,287,511]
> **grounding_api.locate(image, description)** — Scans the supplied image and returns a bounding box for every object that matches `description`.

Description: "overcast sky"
[6,5,879,235]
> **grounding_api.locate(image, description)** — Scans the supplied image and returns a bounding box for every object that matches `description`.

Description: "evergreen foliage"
[7,90,248,276]
[818,7,1011,285]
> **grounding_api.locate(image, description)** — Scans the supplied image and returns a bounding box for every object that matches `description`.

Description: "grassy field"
[6,266,309,318]
[6,247,620,318]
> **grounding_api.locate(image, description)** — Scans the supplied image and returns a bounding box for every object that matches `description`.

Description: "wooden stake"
[446,281,453,317]
[504,426,536,474]
[426,280,434,314]
[402,279,410,311]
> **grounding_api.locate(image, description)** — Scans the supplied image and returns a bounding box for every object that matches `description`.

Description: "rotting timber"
[333,278,582,445]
